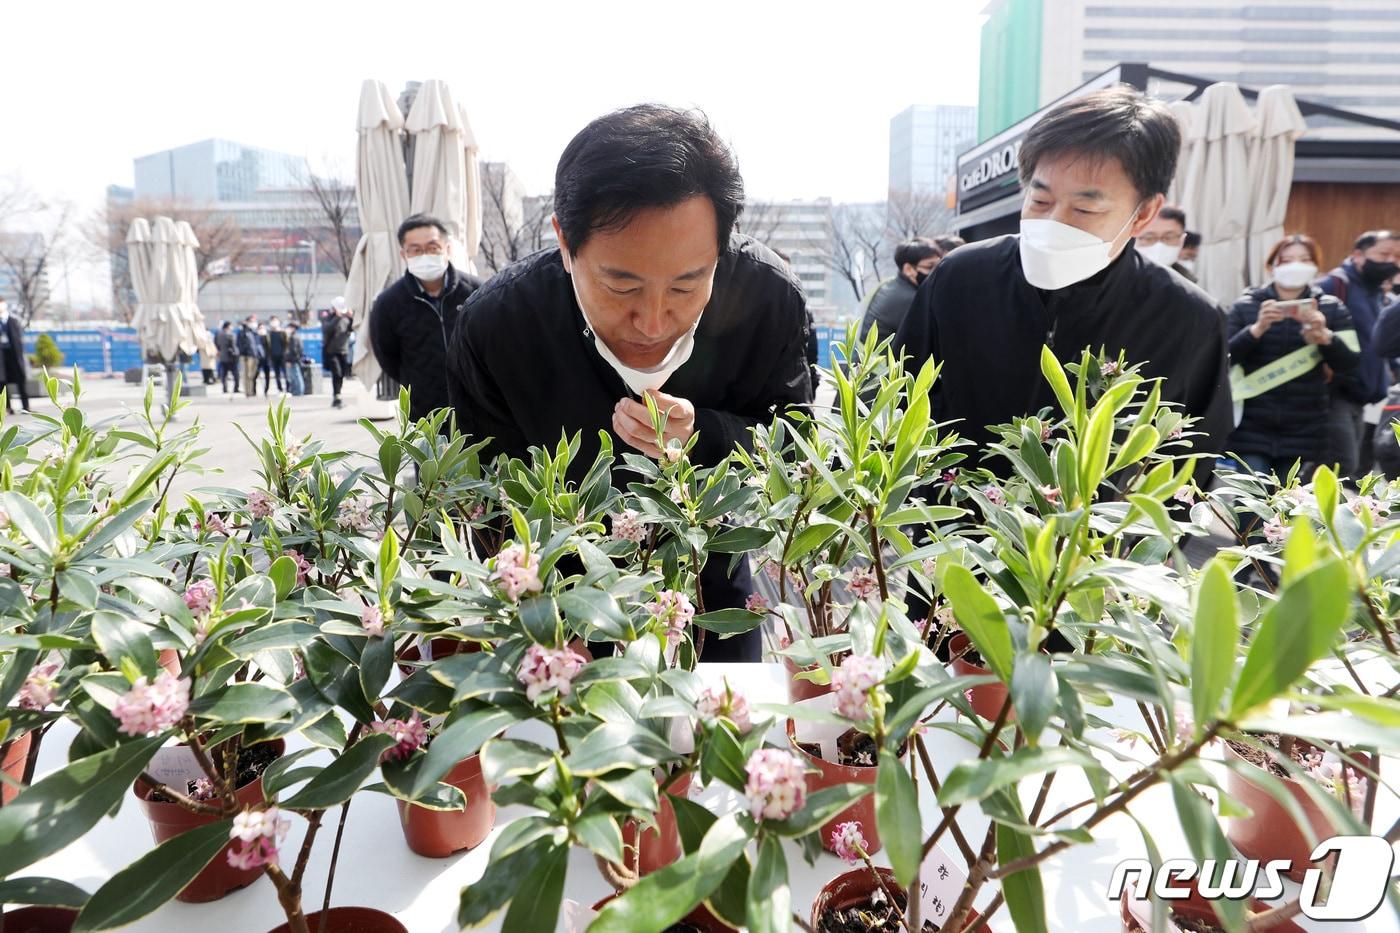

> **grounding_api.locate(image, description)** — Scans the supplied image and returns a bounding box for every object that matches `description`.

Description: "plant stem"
[136,772,223,815]
[914,735,976,865]
[865,506,889,602]
[920,695,1012,860]
[318,798,353,931]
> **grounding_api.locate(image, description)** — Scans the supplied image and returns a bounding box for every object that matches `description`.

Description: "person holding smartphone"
[1225,234,1359,476]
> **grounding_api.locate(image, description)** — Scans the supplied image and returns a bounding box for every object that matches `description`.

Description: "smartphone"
[1274,299,1314,319]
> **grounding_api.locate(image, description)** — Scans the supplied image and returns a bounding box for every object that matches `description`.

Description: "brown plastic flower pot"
[1,731,33,806]
[132,739,285,903]
[1223,741,1376,883]
[783,655,832,704]
[620,771,692,877]
[788,720,880,856]
[158,649,181,676]
[1119,888,1303,933]
[396,753,495,857]
[0,906,77,933]
[812,866,984,931]
[949,633,1012,723]
[591,894,734,932]
[264,907,407,933]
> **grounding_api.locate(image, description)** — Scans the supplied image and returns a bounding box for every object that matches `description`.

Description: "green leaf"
[457,838,550,927]
[938,747,1091,807]
[565,722,676,777]
[267,555,298,602]
[572,813,625,866]
[189,683,297,724]
[73,819,231,931]
[1079,396,1115,497]
[480,738,553,784]
[499,842,569,933]
[0,492,56,558]
[1040,345,1075,421]
[0,737,161,877]
[280,733,395,809]
[1312,464,1338,525]
[1010,653,1056,746]
[745,834,789,933]
[692,609,764,635]
[767,783,868,837]
[877,755,920,887]
[997,820,1049,933]
[1229,559,1351,719]
[941,565,1013,682]
[0,877,89,909]
[90,612,158,677]
[706,525,774,553]
[1191,560,1239,729]
[593,769,661,811]
[518,595,558,645]
[1169,777,1245,931]
[381,707,520,802]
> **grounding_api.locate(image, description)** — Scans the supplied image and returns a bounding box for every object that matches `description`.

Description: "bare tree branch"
[736,200,788,248]
[0,196,70,325]
[885,188,952,242]
[477,162,553,275]
[271,234,319,325]
[298,161,358,278]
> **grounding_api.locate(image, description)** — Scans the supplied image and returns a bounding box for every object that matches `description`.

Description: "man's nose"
[632,295,669,340]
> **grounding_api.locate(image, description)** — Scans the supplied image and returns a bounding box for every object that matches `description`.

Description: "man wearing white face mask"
[1136,204,1196,284]
[447,105,813,662]
[369,214,483,423]
[896,87,1232,476]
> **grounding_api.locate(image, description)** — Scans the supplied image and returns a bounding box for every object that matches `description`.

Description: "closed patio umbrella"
[1245,86,1308,280]
[1181,83,1256,303]
[405,80,468,258]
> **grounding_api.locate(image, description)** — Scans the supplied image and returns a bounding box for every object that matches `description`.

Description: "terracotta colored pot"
[1,731,33,806]
[949,633,1012,723]
[620,771,692,877]
[158,649,181,676]
[396,753,495,857]
[394,638,478,676]
[133,739,285,903]
[591,895,734,932]
[1119,888,1303,933]
[0,906,77,933]
[264,907,407,933]
[1223,741,1375,883]
[783,655,832,704]
[788,721,880,856]
[812,866,983,931]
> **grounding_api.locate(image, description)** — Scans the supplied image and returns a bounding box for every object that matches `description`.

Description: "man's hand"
[613,389,697,459]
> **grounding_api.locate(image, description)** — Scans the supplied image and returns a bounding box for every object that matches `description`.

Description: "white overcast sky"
[0,0,984,309]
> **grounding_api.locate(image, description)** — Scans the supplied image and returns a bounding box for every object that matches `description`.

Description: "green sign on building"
[978,0,1044,141]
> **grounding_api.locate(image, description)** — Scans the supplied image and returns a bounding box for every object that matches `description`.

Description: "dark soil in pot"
[812,866,984,932]
[0,906,77,933]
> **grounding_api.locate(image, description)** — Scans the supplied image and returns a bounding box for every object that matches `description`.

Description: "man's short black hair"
[894,237,941,270]
[397,213,449,246]
[1355,230,1397,252]
[1183,231,1201,249]
[1157,205,1187,228]
[934,234,965,253]
[1019,86,1182,201]
[554,104,744,256]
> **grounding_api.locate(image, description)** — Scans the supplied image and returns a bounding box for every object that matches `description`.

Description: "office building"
[889,105,978,195]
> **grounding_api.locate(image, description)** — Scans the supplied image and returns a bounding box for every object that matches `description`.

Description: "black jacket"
[1318,260,1389,404]
[236,325,263,359]
[286,331,305,363]
[0,316,25,384]
[322,314,353,358]
[370,266,483,421]
[447,235,813,473]
[1225,284,1358,462]
[267,327,288,362]
[894,235,1233,472]
[858,275,918,346]
[215,328,238,365]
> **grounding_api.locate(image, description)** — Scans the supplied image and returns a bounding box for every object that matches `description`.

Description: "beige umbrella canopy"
[459,103,482,274]
[128,216,209,409]
[1245,86,1308,280]
[347,79,411,386]
[406,80,476,269]
[1181,83,1257,303]
[1167,100,1202,214]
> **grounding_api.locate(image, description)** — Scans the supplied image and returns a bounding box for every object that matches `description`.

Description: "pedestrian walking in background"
[237,316,262,399]
[1225,234,1357,477]
[285,322,305,396]
[323,297,354,409]
[0,298,29,414]
[215,320,239,393]
[1135,204,1197,283]
[266,316,288,394]
[858,237,943,345]
[256,323,273,395]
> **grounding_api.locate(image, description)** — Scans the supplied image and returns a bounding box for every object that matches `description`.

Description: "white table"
[14,664,1400,932]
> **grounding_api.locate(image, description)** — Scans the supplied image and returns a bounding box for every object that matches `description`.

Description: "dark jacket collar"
[406,263,460,301]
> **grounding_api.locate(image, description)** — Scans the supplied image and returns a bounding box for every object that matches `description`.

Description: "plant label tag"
[791,693,843,762]
[561,898,599,933]
[918,842,969,930]
[149,746,204,790]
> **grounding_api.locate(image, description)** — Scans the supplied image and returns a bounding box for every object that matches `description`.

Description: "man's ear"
[1130,195,1166,238]
[552,216,572,273]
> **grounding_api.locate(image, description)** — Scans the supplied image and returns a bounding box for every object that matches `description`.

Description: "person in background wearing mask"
[1317,229,1399,478]
[1225,234,1357,476]
[896,87,1232,476]
[255,322,274,395]
[214,320,239,393]
[368,214,482,424]
[858,237,942,344]
[448,104,812,662]
[0,298,29,414]
[285,322,305,396]
[1179,231,1201,278]
[1136,204,1197,283]
[322,297,355,409]
[266,316,288,395]
[236,315,262,399]
[934,234,966,255]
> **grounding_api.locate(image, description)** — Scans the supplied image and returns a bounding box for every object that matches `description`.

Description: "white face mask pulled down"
[1137,241,1182,269]
[1019,204,1142,291]
[568,267,702,396]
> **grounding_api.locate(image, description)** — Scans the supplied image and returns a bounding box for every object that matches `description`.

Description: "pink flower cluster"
[190,778,217,801]
[745,749,807,821]
[227,806,290,870]
[832,653,886,721]
[18,662,60,710]
[284,549,313,588]
[697,683,753,734]
[1263,519,1289,546]
[517,643,587,702]
[491,545,543,602]
[847,566,879,600]
[1302,750,1368,810]
[610,508,648,544]
[1037,484,1062,506]
[112,670,191,737]
[648,590,695,645]
[372,714,428,761]
[1348,495,1389,524]
[745,592,769,614]
[360,603,385,637]
[336,495,374,532]
[197,513,229,536]
[830,821,867,863]
[247,490,276,519]
[1173,486,1196,505]
[184,579,216,616]
[982,485,1007,507]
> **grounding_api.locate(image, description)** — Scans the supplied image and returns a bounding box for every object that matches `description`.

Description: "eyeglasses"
[404,243,445,258]
[1137,231,1184,246]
